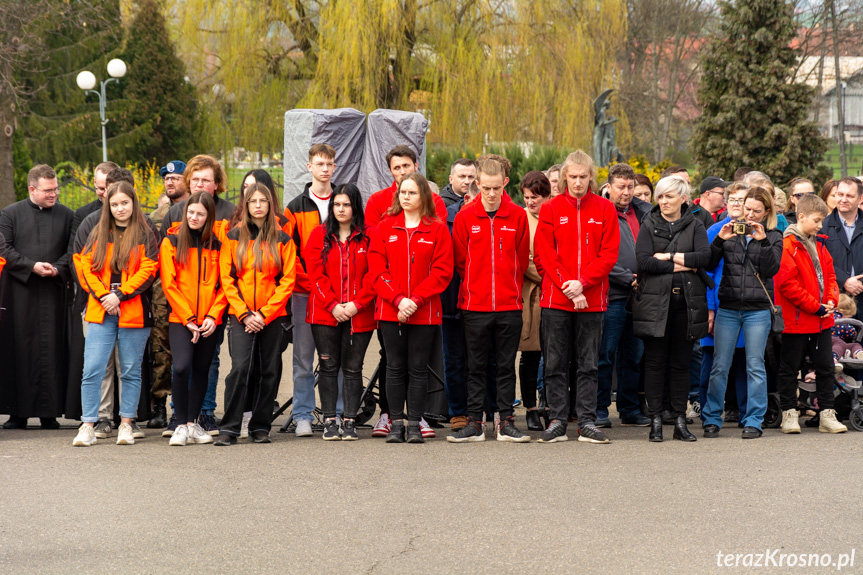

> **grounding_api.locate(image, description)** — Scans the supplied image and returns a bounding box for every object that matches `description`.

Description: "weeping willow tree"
[166,0,628,154]
[165,0,321,154]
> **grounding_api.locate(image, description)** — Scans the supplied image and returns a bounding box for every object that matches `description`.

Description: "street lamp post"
[76,58,128,162]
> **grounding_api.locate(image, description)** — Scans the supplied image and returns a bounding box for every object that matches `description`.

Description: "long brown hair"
[236,182,282,270]
[176,192,216,267]
[388,173,439,223]
[746,185,778,230]
[85,181,151,273]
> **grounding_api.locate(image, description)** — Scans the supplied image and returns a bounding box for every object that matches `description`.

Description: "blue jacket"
[822,208,863,320]
[701,216,744,349]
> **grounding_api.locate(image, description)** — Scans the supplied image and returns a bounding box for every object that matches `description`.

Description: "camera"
[732,220,751,236]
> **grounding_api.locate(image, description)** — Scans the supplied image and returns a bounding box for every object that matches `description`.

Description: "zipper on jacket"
[490,216,496,311]
[195,241,203,322]
[577,197,582,281]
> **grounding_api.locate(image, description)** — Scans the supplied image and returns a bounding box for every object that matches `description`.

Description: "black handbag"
[746,258,783,335]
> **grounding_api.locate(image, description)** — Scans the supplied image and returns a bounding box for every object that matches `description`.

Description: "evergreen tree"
[692,0,830,185]
[118,0,197,165]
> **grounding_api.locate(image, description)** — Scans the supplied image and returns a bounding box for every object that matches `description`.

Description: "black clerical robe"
[0,199,74,418]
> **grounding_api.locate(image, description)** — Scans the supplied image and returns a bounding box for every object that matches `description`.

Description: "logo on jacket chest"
[560,216,569,225]
[471,225,481,234]
[388,235,398,243]
[417,238,433,245]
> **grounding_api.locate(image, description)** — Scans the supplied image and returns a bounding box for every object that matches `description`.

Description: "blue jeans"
[441,317,468,417]
[703,308,770,430]
[81,316,151,423]
[699,346,748,421]
[597,299,643,419]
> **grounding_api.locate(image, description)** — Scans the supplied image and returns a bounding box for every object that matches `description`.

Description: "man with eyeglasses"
[823,177,863,320]
[696,176,730,224]
[286,143,338,437]
[0,164,74,429]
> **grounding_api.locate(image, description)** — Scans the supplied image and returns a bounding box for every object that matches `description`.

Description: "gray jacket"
[608,197,650,302]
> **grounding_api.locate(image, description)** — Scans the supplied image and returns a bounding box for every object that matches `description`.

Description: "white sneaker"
[372,413,391,437]
[295,419,313,437]
[169,425,188,446]
[780,409,801,434]
[116,422,135,445]
[419,418,436,438]
[819,409,848,433]
[73,425,97,447]
[240,411,252,439]
[187,423,214,444]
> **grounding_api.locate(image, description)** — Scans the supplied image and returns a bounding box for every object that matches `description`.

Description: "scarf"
[784,224,823,300]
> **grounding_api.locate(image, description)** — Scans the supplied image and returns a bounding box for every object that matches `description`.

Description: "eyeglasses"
[727,198,745,205]
[190,178,214,186]
[793,192,815,199]
[164,176,182,183]
[248,198,269,206]
[36,187,60,195]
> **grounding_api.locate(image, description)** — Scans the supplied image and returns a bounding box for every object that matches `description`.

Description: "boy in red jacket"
[534,150,620,444]
[447,158,530,443]
[774,194,847,434]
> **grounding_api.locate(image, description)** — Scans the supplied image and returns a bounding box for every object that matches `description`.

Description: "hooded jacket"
[632,203,710,340]
[303,224,376,333]
[533,190,620,312]
[219,224,296,325]
[440,184,463,207]
[73,227,160,328]
[452,195,530,312]
[367,211,453,325]
[159,232,228,326]
[775,231,839,334]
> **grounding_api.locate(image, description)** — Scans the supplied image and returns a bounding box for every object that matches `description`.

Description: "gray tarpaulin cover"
[282,108,366,205]
[356,109,429,202]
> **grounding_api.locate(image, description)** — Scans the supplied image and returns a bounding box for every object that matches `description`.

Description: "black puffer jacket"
[708,225,783,311]
[632,203,710,340]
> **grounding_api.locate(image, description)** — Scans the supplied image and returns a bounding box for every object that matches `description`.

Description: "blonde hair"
[559,150,598,195]
[838,293,857,318]
[774,188,788,212]
[745,185,778,230]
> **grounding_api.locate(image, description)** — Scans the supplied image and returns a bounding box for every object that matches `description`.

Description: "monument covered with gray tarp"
[356,109,429,201]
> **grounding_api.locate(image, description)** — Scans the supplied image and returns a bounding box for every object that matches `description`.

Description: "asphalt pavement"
[2,340,863,574]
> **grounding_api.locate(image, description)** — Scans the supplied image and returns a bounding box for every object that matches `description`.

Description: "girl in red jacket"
[368,173,453,443]
[72,181,159,446]
[216,183,297,445]
[304,184,376,441]
[160,192,227,446]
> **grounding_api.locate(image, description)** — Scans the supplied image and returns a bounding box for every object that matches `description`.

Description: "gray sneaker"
[93,418,112,439]
[578,424,610,444]
[130,420,145,439]
[295,419,314,437]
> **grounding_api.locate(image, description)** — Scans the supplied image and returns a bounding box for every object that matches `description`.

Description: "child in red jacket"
[774,194,847,434]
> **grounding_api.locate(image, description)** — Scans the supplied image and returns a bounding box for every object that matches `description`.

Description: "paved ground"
[2,340,863,574]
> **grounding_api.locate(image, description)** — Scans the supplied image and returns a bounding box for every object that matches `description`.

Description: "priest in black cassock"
[0,164,74,429]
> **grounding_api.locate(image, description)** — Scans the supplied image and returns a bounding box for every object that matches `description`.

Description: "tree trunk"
[0,82,16,209]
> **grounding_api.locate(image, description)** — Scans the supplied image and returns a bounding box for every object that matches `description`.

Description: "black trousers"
[375,329,390,414]
[380,321,437,423]
[463,310,522,420]
[777,329,835,411]
[642,294,690,417]
[221,318,284,436]
[311,323,373,419]
[519,351,541,409]
[169,323,222,425]
[541,308,603,425]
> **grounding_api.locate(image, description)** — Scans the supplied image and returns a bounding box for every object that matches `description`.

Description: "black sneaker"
[446,418,485,443]
[162,413,177,437]
[341,419,358,441]
[198,414,219,436]
[213,433,237,446]
[578,423,610,444]
[724,410,739,423]
[497,417,530,443]
[386,422,406,443]
[538,419,568,443]
[93,418,113,439]
[251,430,271,443]
[322,419,341,441]
[406,424,425,443]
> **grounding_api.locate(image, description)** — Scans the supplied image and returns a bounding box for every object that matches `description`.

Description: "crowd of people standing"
[0,143,860,447]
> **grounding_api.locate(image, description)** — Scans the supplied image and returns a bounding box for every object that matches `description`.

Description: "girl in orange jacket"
[215,182,296,445]
[303,184,376,441]
[72,181,159,446]
[160,192,228,446]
